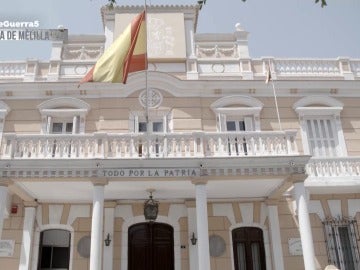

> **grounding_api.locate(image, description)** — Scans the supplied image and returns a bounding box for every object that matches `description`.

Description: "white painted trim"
[40,108,89,118]
[212,107,262,117]
[67,205,91,226]
[229,223,272,270]
[103,207,115,270]
[211,95,263,132]
[293,96,347,157]
[129,109,172,133]
[0,102,10,119]
[267,205,284,270]
[348,199,360,217]
[239,203,254,224]
[211,95,264,109]
[0,186,8,238]
[187,207,198,270]
[308,200,325,220]
[212,203,236,225]
[295,107,343,117]
[328,200,342,218]
[0,101,10,143]
[48,205,64,225]
[38,97,90,111]
[121,215,181,270]
[31,223,74,270]
[19,207,36,270]
[38,97,90,134]
[293,95,344,109]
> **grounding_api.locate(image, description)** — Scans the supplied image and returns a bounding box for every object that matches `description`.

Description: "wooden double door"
[128,222,174,270]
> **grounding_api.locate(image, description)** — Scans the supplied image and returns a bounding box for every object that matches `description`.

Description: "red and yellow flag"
[80,11,146,84]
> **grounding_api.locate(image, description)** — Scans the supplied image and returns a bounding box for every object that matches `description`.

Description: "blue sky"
[0,0,359,60]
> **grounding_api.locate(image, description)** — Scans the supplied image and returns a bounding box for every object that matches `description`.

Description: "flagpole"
[268,60,282,131]
[144,0,151,158]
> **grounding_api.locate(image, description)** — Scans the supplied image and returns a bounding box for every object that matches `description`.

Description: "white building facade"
[0,4,359,270]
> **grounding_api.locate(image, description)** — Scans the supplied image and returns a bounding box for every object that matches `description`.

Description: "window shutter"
[217,113,226,132]
[46,116,52,134]
[323,219,360,270]
[133,115,139,133]
[244,116,254,131]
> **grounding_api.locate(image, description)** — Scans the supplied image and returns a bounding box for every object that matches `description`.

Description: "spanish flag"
[80,11,146,84]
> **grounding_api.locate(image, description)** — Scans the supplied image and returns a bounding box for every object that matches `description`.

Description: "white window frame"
[293,96,347,157]
[225,115,254,132]
[31,224,74,270]
[211,95,263,132]
[38,97,90,134]
[129,109,172,134]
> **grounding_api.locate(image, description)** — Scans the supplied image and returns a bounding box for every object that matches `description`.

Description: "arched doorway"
[37,229,71,270]
[232,227,266,270]
[128,222,174,270]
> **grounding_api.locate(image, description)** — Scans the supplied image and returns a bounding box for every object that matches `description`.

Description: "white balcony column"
[185,201,198,270]
[267,202,285,270]
[72,115,78,134]
[19,202,37,270]
[293,181,316,270]
[192,179,210,270]
[90,179,108,270]
[0,180,11,238]
[103,201,116,270]
[46,116,52,133]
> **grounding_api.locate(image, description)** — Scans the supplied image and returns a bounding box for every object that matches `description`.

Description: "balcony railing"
[0,130,298,160]
[307,157,360,178]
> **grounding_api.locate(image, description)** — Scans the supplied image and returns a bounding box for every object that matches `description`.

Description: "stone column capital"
[191,177,208,185]
[92,178,109,186]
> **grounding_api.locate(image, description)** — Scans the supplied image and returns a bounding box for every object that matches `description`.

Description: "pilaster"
[19,202,37,270]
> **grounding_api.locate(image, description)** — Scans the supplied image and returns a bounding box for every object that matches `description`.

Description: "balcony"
[0,130,298,160]
[307,157,360,178]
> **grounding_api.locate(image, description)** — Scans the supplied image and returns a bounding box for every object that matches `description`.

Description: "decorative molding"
[138,88,163,109]
[38,97,90,113]
[211,95,264,109]
[294,95,344,108]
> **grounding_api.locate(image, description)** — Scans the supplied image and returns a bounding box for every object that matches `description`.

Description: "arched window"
[293,96,346,157]
[38,97,90,134]
[211,95,263,132]
[232,227,266,270]
[38,229,71,270]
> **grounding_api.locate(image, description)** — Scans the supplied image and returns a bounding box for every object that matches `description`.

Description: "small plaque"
[288,238,302,256]
[0,240,15,257]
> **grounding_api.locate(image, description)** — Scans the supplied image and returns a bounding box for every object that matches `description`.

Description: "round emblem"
[209,234,226,257]
[139,89,163,108]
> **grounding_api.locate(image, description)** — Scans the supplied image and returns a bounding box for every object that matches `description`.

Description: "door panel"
[128,222,174,270]
[232,227,266,270]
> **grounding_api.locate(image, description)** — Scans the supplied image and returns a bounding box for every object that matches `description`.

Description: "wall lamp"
[190,232,197,245]
[104,233,111,246]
